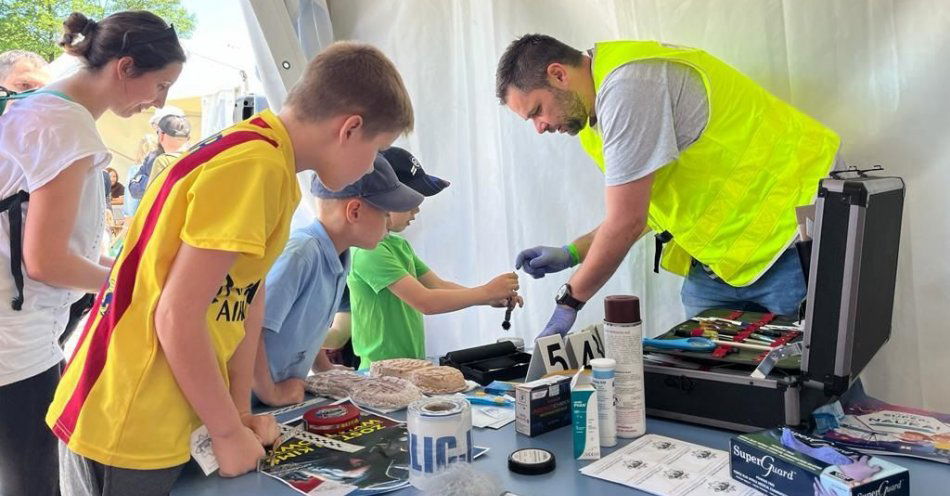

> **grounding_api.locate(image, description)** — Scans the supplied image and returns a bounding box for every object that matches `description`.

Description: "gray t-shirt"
[594,59,709,186]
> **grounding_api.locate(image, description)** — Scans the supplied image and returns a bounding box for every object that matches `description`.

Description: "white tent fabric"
[239,1,308,109]
[200,90,238,140]
[240,0,334,231]
[326,0,685,375]
[250,0,949,411]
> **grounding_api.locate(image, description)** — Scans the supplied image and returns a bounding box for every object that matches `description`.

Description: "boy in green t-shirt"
[348,147,522,369]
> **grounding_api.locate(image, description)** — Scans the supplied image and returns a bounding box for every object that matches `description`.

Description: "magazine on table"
[819,384,950,464]
[258,400,488,495]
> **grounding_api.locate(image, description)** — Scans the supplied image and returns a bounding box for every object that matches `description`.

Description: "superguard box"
[730,428,909,496]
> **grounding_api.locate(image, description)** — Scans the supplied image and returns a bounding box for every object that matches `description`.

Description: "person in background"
[0,10,184,496]
[127,112,190,198]
[0,50,50,115]
[106,167,124,205]
[143,114,191,189]
[125,108,182,217]
[348,147,523,370]
[122,133,157,218]
[150,104,185,127]
[255,157,423,407]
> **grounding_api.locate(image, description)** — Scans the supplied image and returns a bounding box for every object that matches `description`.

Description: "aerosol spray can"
[603,295,646,438]
[589,358,617,447]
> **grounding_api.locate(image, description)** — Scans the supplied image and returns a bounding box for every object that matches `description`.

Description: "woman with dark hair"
[106,167,125,205]
[0,10,183,495]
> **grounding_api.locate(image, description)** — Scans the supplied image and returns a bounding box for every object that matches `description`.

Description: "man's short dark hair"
[495,34,584,104]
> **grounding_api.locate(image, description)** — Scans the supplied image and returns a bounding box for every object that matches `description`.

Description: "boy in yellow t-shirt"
[47,42,414,489]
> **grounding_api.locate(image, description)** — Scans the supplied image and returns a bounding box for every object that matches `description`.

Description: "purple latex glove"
[537,305,577,338]
[781,428,853,466]
[838,456,882,482]
[515,246,574,279]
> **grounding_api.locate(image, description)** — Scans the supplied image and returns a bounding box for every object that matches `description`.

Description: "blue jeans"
[680,248,806,318]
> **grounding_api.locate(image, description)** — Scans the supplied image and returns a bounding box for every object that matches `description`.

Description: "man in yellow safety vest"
[495,34,840,338]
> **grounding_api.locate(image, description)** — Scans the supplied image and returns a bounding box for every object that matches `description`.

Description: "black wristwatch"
[555,283,586,311]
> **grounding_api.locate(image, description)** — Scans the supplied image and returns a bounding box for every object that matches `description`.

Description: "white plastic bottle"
[589,357,617,447]
[602,295,646,438]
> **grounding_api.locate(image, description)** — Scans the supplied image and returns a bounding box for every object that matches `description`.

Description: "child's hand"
[482,272,519,302]
[242,412,281,447]
[490,295,524,308]
[212,426,265,477]
[262,378,306,407]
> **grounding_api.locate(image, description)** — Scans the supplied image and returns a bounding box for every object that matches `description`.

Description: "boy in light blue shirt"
[253,156,423,406]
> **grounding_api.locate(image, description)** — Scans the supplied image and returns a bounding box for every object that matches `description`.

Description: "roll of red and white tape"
[303,403,361,435]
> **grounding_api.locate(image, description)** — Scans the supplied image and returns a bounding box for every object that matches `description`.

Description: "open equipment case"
[642,171,905,431]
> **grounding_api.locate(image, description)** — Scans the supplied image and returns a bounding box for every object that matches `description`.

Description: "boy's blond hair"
[285,42,414,136]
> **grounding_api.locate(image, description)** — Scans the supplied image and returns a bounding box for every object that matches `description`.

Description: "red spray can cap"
[604,295,641,324]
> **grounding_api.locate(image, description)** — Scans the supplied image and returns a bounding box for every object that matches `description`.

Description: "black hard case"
[643,175,905,431]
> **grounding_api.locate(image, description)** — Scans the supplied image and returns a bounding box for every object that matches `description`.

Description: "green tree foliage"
[0,0,195,61]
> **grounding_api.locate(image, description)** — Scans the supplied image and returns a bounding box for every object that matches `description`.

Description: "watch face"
[556,284,569,301]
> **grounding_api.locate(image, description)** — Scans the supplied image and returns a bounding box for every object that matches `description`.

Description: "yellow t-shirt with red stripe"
[46,110,301,469]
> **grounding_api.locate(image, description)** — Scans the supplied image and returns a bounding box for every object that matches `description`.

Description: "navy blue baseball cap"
[311,154,424,212]
[380,147,449,197]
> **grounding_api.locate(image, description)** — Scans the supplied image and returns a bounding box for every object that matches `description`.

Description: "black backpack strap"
[0,190,30,310]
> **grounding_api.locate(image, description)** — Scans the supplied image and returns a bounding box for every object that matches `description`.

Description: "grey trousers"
[59,443,185,496]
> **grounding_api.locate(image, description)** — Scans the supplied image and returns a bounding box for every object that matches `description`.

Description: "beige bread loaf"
[369,358,433,380]
[349,376,423,410]
[410,366,467,394]
[304,369,369,399]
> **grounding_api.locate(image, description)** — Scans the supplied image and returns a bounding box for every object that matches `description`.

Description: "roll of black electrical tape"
[508,448,556,475]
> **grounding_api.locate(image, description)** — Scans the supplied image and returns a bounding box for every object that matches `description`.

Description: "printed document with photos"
[580,434,762,496]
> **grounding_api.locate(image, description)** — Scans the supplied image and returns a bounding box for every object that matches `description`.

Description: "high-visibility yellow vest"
[578,41,839,286]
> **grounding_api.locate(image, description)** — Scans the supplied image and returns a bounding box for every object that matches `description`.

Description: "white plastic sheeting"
[200,90,238,140]
[250,0,949,411]
[239,0,334,230]
[326,0,686,365]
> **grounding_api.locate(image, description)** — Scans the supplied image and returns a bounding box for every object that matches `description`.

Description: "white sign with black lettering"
[526,334,573,381]
[564,325,606,369]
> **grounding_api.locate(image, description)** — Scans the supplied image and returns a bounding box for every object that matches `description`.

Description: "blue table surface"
[173,402,949,496]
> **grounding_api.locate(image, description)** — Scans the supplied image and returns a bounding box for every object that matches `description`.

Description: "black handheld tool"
[501,298,514,331]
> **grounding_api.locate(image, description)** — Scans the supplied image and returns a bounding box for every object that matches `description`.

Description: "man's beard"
[553,88,588,135]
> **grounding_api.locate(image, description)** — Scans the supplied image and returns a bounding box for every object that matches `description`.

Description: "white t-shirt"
[0,92,111,386]
[595,60,709,187]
